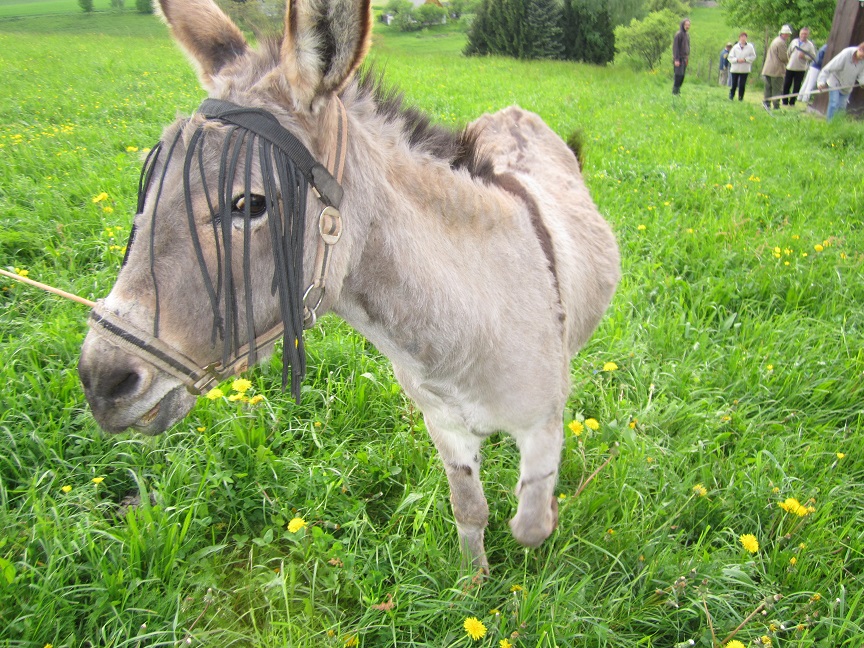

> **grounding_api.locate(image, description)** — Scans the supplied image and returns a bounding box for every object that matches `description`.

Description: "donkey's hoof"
[509,496,559,547]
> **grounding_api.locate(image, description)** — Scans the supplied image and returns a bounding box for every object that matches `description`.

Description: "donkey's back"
[470,106,620,355]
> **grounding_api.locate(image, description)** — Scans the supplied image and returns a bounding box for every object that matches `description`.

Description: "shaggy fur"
[79,0,621,573]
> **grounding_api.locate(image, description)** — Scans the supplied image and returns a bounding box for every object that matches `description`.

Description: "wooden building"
[813,0,864,117]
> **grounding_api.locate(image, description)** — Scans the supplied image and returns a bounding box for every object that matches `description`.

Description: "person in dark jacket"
[672,18,691,95]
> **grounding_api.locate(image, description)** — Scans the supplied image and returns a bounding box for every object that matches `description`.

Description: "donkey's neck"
[328,87,549,376]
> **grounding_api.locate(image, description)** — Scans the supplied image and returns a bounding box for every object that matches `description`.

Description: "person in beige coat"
[783,27,817,106]
[762,25,792,109]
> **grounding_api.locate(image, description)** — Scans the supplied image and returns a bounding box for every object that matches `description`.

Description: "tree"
[78,0,94,11]
[718,0,835,37]
[614,9,679,70]
[608,0,644,28]
[562,0,615,65]
[417,2,447,26]
[135,0,154,12]
[465,0,563,60]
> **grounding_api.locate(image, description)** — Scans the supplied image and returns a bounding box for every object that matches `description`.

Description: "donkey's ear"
[156,0,249,90]
[281,0,373,109]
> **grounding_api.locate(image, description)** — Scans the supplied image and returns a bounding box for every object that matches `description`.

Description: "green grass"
[2,7,864,648]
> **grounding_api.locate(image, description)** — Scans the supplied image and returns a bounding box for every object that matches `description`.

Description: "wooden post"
[813,0,864,118]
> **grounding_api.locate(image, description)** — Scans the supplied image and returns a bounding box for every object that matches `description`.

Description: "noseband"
[87,97,349,399]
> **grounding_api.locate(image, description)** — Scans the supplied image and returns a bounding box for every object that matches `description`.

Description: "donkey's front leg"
[426,417,490,573]
[509,421,563,548]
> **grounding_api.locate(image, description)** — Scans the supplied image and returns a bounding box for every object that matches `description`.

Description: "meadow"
[1,2,864,647]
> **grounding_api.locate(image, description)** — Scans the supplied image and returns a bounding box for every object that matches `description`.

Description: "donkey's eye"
[232,194,267,218]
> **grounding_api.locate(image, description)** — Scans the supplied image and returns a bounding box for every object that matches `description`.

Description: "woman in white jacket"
[728,32,757,101]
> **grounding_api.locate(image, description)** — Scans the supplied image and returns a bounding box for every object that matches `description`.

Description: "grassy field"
[1,5,864,648]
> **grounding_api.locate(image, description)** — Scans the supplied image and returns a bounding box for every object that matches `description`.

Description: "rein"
[85,97,349,398]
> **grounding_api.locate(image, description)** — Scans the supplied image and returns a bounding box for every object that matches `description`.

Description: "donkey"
[77,0,620,572]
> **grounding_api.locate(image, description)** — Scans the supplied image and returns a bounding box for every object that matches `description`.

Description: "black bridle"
[88,98,348,400]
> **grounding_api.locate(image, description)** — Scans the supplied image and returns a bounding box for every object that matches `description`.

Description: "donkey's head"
[78,0,371,434]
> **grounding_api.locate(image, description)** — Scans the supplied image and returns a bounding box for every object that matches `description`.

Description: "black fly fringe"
[137,121,309,401]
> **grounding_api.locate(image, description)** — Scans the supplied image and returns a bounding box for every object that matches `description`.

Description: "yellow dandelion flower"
[510,584,523,592]
[314,421,323,428]
[205,387,224,400]
[740,533,759,553]
[92,476,104,485]
[232,378,252,393]
[126,146,139,152]
[568,420,584,436]
[606,528,615,535]
[287,517,306,533]
[779,497,810,517]
[196,426,206,432]
[837,452,845,459]
[102,205,113,213]
[14,267,29,277]
[557,493,567,501]
[44,644,54,648]
[463,617,487,640]
[249,394,265,405]
[637,224,647,231]
[585,418,600,430]
[726,641,746,648]
[725,183,734,190]
[490,608,500,616]
[760,635,772,646]
[602,361,618,372]
[628,419,637,429]
[790,556,797,565]
[227,393,246,402]
[811,592,821,602]
[814,244,824,252]
[61,485,72,493]
[693,484,707,497]
[92,192,108,203]
[500,640,513,648]
[344,636,358,647]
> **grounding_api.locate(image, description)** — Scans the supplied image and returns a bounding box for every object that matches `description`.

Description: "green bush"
[614,9,679,69]
[78,0,94,12]
[135,0,153,12]
[417,3,447,25]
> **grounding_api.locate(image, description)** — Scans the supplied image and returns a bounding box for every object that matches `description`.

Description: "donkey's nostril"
[105,369,142,400]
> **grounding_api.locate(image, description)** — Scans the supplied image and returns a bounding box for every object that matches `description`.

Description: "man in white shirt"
[818,42,864,120]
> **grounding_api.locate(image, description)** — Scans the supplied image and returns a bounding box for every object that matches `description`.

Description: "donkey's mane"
[354,67,496,183]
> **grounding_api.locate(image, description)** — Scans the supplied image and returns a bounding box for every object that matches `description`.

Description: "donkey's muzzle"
[79,331,196,435]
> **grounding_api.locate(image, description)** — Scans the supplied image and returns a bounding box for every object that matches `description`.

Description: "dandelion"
[249,394,265,405]
[692,484,707,497]
[740,533,759,553]
[790,556,797,565]
[510,584,523,592]
[92,476,104,485]
[231,378,252,393]
[227,393,246,402]
[814,244,824,252]
[725,641,745,648]
[568,420,584,436]
[14,267,29,277]
[344,636,358,647]
[836,452,845,459]
[92,192,108,203]
[725,183,734,190]
[490,608,500,616]
[585,418,600,431]
[102,205,113,213]
[637,224,646,231]
[779,498,811,517]
[44,644,53,648]
[500,640,513,648]
[463,617,487,640]
[557,493,567,501]
[196,426,206,432]
[287,517,306,533]
[205,387,223,400]
[810,593,821,602]
[61,485,72,493]
[126,146,139,152]
[760,636,772,646]
[602,361,618,372]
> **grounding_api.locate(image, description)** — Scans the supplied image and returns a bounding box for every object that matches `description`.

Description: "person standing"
[672,18,691,96]
[762,25,792,110]
[719,42,733,86]
[799,43,827,103]
[783,27,817,106]
[728,32,757,101]
[818,42,864,120]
